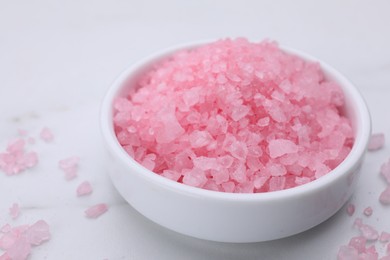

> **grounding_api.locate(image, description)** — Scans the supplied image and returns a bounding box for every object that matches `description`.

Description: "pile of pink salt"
[0,220,50,260]
[113,38,354,193]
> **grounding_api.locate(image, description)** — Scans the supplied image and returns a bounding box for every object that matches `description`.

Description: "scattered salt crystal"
[337,245,359,260]
[354,218,363,228]
[347,203,355,216]
[58,156,80,180]
[363,207,373,217]
[380,159,390,184]
[0,220,50,260]
[85,203,108,218]
[40,127,54,142]
[379,187,390,205]
[9,203,20,220]
[0,139,38,175]
[76,181,93,196]
[380,232,390,243]
[24,220,50,246]
[348,236,367,254]
[368,133,385,151]
[360,224,379,241]
[113,38,353,193]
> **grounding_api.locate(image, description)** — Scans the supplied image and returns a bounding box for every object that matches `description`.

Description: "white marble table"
[1,1,390,259]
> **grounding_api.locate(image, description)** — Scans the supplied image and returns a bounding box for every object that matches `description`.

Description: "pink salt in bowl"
[100,41,371,243]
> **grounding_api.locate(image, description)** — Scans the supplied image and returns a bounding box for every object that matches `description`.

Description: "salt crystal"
[367,133,385,151]
[380,160,390,184]
[380,232,390,243]
[76,181,93,196]
[113,38,353,193]
[85,203,108,218]
[360,224,379,241]
[9,203,20,220]
[337,245,359,260]
[268,139,298,159]
[379,187,390,205]
[348,236,367,254]
[0,139,38,175]
[25,220,50,246]
[58,156,80,180]
[40,127,54,142]
[347,203,355,216]
[363,207,373,217]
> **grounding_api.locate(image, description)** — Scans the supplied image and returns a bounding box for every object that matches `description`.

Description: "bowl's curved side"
[100,42,371,242]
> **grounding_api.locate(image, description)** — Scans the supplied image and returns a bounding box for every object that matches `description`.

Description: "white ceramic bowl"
[100,42,371,243]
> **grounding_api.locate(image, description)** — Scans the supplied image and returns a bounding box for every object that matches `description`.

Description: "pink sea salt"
[347,203,355,216]
[364,207,373,217]
[85,203,108,218]
[0,220,50,260]
[360,224,379,241]
[368,133,385,151]
[113,38,354,193]
[380,159,390,184]
[379,186,390,205]
[58,156,80,180]
[76,181,93,196]
[39,127,54,142]
[9,203,20,220]
[0,139,38,175]
[380,232,390,243]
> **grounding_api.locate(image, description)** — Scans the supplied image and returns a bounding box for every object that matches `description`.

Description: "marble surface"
[1,0,390,259]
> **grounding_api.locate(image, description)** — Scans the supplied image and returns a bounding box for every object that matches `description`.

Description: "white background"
[1,1,390,259]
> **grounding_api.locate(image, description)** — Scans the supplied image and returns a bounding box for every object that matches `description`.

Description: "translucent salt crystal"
[379,187,390,205]
[337,245,359,260]
[268,176,286,191]
[254,173,270,189]
[161,170,181,181]
[6,236,31,260]
[25,220,50,246]
[231,105,250,121]
[0,224,11,233]
[354,218,363,228]
[380,159,390,184]
[182,168,207,188]
[85,203,108,218]
[360,224,379,241]
[363,207,373,217]
[77,181,93,196]
[221,181,235,193]
[257,117,270,127]
[268,139,298,158]
[347,203,355,216]
[189,130,213,148]
[348,236,367,254]
[230,161,246,183]
[379,232,390,242]
[58,156,80,180]
[9,203,20,219]
[40,127,54,142]
[367,133,385,151]
[193,156,219,171]
[266,163,287,176]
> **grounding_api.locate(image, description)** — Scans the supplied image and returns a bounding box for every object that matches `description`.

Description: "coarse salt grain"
[379,186,390,205]
[380,159,390,184]
[58,156,80,180]
[380,232,390,243]
[8,203,20,220]
[0,139,38,175]
[0,220,50,260]
[347,203,355,216]
[363,207,373,217]
[39,127,54,142]
[85,203,108,219]
[76,181,93,196]
[368,133,385,151]
[360,224,379,241]
[113,38,354,193]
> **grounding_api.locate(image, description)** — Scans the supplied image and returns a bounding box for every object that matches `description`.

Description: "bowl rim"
[100,40,371,202]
